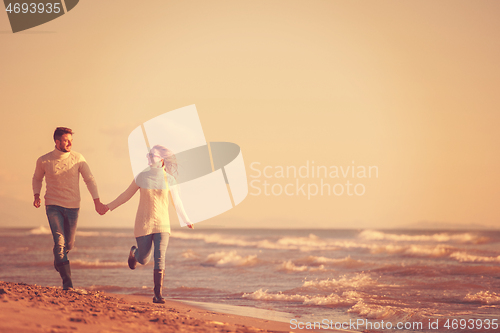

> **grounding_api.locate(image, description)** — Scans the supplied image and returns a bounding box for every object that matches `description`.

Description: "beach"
[2,227,500,333]
[0,281,320,333]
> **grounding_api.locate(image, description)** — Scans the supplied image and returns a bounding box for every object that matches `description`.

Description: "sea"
[1,227,499,332]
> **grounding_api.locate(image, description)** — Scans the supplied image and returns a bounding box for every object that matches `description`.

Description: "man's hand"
[33,194,41,208]
[94,198,109,215]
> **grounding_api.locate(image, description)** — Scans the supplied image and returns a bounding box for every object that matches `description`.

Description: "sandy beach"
[0,281,333,333]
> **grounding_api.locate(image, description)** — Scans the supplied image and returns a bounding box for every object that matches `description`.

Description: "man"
[32,127,108,290]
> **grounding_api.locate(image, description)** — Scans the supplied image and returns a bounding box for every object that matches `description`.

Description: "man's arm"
[78,158,107,215]
[32,157,44,208]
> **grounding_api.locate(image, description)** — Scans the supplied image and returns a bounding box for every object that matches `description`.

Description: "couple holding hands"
[33,127,193,303]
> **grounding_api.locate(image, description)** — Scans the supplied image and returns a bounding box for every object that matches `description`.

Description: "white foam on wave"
[203,251,258,267]
[463,291,500,305]
[359,230,489,244]
[172,232,338,252]
[405,244,454,257]
[76,231,102,237]
[302,273,378,290]
[241,289,362,307]
[332,240,372,250]
[278,256,365,273]
[29,226,51,235]
[181,249,199,259]
[450,252,500,263]
[71,259,127,268]
[273,234,338,252]
[28,226,131,238]
[348,301,402,320]
[279,260,309,272]
[303,290,363,306]
[370,244,454,257]
[278,260,325,272]
[348,300,436,322]
[76,231,132,238]
[294,255,365,269]
[242,289,306,302]
[173,231,489,257]
[172,232,256,247]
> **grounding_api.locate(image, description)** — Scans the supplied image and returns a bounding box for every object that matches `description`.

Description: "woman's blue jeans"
[45,205,79,264]
[134,233,169,270]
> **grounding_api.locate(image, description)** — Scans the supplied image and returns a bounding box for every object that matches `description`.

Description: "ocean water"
[1,227,499,332]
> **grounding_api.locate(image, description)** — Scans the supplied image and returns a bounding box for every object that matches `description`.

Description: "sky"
[0,0,499,229]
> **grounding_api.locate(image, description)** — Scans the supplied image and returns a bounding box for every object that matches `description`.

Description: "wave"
[27,226,131,238]
[450,252,500,263]
[463,291,500,305]
[278,260,310,272]
[370,244,454,258]
[172,232,255,246]
[87,285,149,293]
[302,273,379,291]
[70,259,128,268]
[1,246,30,255]
[172,232,339,252]
[375,262,500,277]
[348,301,399,320]
[273,234,338,252]
[294,255,365,269]
[181,249,199,259]
[346,301,432,321]
[446,265,500,276]
[76,231,132,238]
[241,289,362,307]
[304,291,363,306]
[203,251,258,267]
[404,244,454,257]
[278,256,365,273]
[278,260,325,272]
[170,286,219,293]
[29,226,52,235]
[359,230,490,244]
[242,289,306,302]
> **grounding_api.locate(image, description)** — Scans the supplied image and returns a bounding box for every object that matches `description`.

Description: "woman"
[105,145,193,303]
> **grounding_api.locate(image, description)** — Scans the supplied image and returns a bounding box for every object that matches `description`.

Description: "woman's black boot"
[153,269,165,303]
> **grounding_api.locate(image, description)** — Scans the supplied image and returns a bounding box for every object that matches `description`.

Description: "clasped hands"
[94,198,109,216]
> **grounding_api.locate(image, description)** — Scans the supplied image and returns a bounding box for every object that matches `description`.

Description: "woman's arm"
[167,174,193,228]
[106,180,140,211]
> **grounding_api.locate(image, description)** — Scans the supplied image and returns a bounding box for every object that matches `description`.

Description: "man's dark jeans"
[46,205,79,264]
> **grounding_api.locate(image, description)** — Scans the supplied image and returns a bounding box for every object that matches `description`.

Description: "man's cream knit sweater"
[32,149,99,209]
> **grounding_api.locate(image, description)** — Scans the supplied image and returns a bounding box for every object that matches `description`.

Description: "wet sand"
[0,281,338,333]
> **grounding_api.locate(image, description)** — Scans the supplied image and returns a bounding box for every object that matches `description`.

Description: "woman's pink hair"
[150,145,178,177]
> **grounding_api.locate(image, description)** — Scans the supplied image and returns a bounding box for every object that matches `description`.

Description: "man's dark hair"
[53,127,74,142]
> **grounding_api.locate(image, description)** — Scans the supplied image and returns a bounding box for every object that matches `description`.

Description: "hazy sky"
[1,0,499,229]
